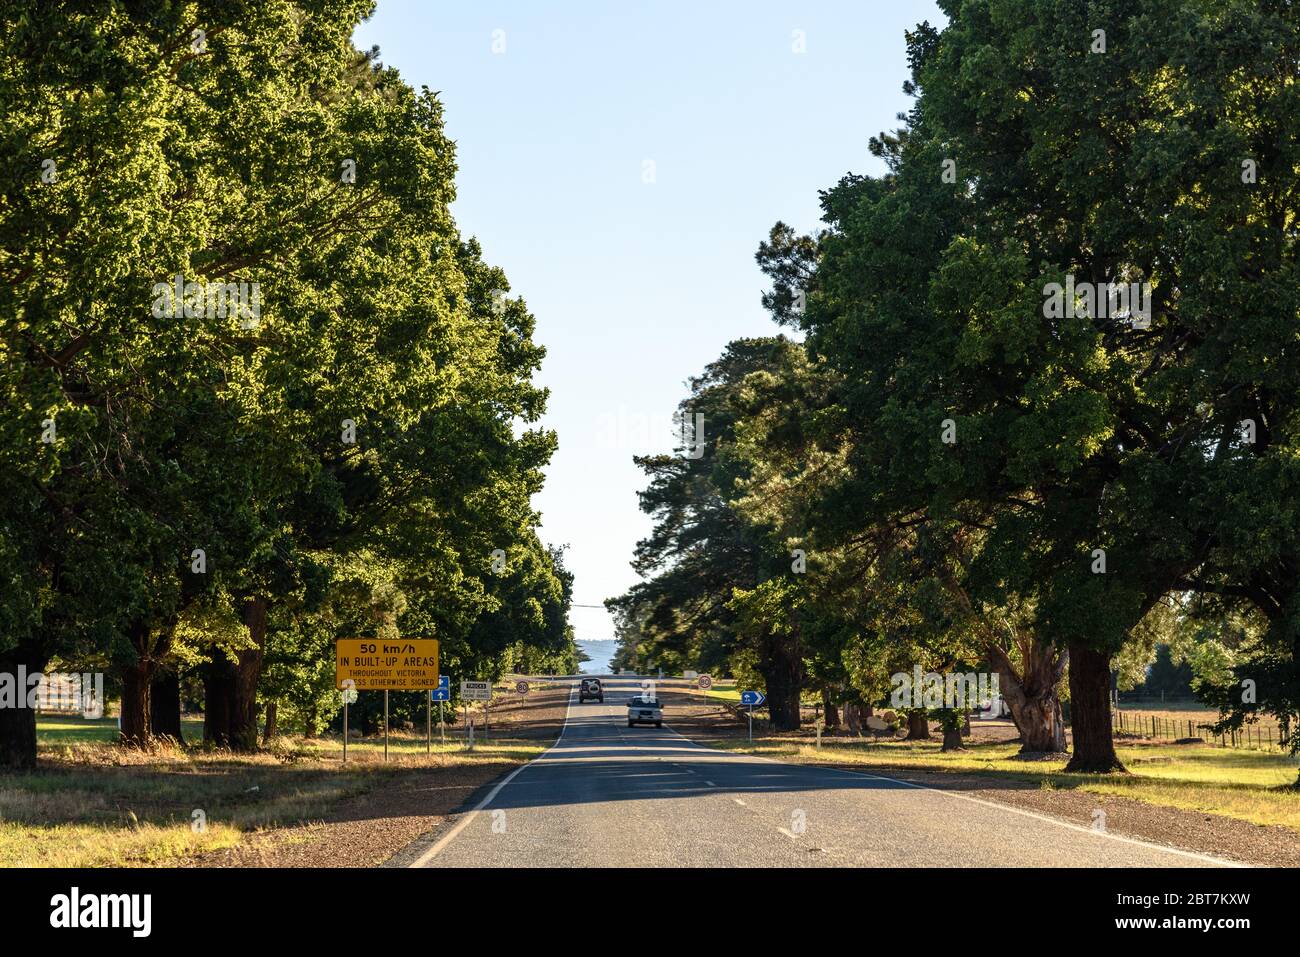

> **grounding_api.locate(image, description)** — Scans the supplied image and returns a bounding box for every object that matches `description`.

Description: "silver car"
[627,694,663,728]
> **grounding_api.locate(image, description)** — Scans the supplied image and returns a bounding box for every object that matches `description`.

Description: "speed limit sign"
[697,674,713,690]
[515,679,530,695]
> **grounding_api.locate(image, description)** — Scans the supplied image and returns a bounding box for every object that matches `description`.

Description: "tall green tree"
[0,1,565,763]
[612,338,810,729]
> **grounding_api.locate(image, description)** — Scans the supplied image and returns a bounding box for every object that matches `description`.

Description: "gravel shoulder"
[187,681,571,868]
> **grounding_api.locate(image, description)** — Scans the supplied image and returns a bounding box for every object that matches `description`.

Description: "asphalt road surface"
[408,677,1237,868]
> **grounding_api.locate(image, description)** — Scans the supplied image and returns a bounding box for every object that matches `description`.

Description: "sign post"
[335,638,439,763]
[341,681,357,763]
[430,677,450,745]
[740,690,766,743]
[460,680,491,751]
[697,674,713,698]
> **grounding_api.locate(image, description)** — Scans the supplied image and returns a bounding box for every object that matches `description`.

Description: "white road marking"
[660,698,1244,868]
[777,827,798,839]
[412,678,1239,868]
[407,682,576,867]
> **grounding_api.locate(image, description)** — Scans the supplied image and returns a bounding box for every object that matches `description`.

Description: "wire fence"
[1113,708,1287,751]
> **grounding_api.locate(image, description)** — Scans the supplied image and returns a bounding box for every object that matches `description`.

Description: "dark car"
[579,677,603,703]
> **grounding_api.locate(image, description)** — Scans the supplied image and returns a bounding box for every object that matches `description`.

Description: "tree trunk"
[989,640,1068,754]
[230,596,268,751]
[1065,642,1126,773]
[843,701,861,735]
[0,702,39,769]
[263,700,278,744]
[820,688,840,730]
[1012,689,1068,753]
[150,670,185,743]
[760,633,802,731]
[119,659,155,746]
[962,714,972,737]
[206,596,269,750]
[119,620,176,747]
[941,725,965,751]
[203,660,237,746]
[905,710,930,740]
[0,644,46,769]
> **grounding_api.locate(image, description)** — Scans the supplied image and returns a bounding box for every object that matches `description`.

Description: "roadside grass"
[35,716,205,746]
[703,735,1300,832]
[700,682,819,708]
[3,724,546,867]
[704,683,740,702]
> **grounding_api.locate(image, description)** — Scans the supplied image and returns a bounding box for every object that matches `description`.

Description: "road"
[407,677,1236,868]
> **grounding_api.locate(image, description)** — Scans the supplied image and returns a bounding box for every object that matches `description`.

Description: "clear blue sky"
[354,1,945,643]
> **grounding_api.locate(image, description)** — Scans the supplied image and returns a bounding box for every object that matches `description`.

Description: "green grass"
[36,715,507,755]
[703,682,740,702]
[702,734,1300,832]
[698,682,819,707]
[37,716,205,746]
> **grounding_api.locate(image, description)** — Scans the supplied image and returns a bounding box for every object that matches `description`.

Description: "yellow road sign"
[335,639,439,690]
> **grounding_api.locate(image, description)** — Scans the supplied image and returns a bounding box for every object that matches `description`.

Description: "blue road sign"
[740,690,766,707]
[430,676,450,702]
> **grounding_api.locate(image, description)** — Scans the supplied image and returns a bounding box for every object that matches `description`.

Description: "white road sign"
[461,680,492,701]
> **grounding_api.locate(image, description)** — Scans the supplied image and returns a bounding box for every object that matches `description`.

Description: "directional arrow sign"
[740,690,766,707]
[429,676,450,702]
